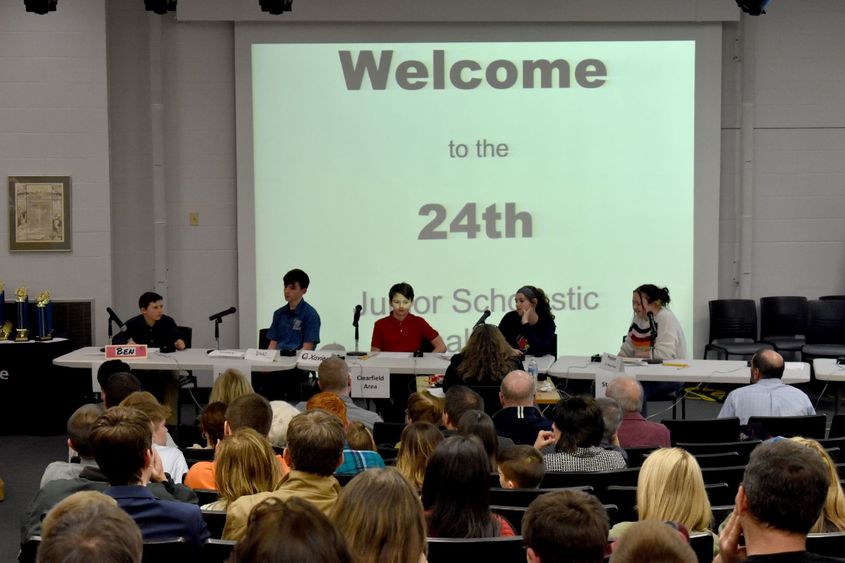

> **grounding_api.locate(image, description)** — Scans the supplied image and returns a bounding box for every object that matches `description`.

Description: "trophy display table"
[0,338,88,435]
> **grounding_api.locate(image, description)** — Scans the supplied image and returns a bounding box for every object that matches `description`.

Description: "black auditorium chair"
[193,488,219,506]
[202,539,238,563]
[142,537,193,562]
[802,300,845,361]
[467,385,504,417]
[372,421,406,447]
[183,447,214,465]
[689,532,715,563]
[541,467,639,496]
[663,417,741,445]
[700,466,745,492]
[711,505,735,528]
[335,474,355,487]
[488,486,593,508]
[820,295,845,301]
[829,415,845,439]
[19,536,40,563]
[746,414,827,440]
[806,532,845,558]
[491,506,527,534]
[759,296,808,359]
[258,328,271,349]
[427,536,525,563]
[201,509,227,539]
[623,446,658,468]
[691,451,741,468]
[704,299,772,360]
[676,440,761,466]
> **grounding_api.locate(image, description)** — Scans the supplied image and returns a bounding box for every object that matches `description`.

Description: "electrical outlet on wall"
[189,212,199,226]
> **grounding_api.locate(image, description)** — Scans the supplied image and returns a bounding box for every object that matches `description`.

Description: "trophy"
[36,291,53,341]
[0,280,4,327]
[15,286,29,342]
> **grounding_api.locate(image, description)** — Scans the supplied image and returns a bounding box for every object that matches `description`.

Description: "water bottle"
[527,357,538,383]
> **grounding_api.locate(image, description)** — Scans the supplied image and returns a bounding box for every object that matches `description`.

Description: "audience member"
[522,489,610,563]
[268,399,302,448]
[306,392,384,475]
[718,349,815,425]
[204,428,282,511]
[209,368,254,405]
[605,376,671,448]
[90,406,209,547]
[457,409,502,471]
[595,396,628,462]
[195,401,226,449]
[347,421,377,451]
[492,370,552,445]
[443,324,523,390]
[790,437,845,533]
[184,393,288,489]
[101,372,141,409]
[395,421,444,491]
[332,468,427,563]
[422,435,515,538]
[497,445,545,489]
[119,391,188,483]
[40,404,103,488]
[534,396,627,472]
[96,360,131,394]
[36,491,142,563]
[609,448,713,544]
[295,356,382,429]
[223,410,345,541]
[406,390,444,425]
[715,439,840,563]
[609,520,696,563]
[230,496,352,563]
[442,385,484,431]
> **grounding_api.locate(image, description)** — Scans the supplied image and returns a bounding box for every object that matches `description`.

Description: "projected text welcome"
[339,50,607,90]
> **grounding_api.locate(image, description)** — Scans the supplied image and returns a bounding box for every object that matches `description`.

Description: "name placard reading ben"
[105,345,148,360]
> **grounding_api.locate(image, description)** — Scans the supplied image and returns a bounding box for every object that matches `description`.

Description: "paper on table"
[207,349,245,359]
[372,352,413,359]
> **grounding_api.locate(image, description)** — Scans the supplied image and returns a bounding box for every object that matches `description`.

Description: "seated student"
[423,436,515,538]
[223,410,346,541]
[443,324,523,390]
[101,372,141,409]
[230,497,353,563]
[184,393,288,489]
[267,268,321,351]
[203,428,282,511]
[36,491,143,563]
[441,385,485,433]
[371,282,446,353]
[346,422,376,452]
[332,468,427,563]
[192,401,227,449]
[208,368,253,405]
[119,392,188,483]
[492,370,552,445]
[523,490,610,563]
[406,390,444,425]
[89,406,210,547]
[395,421,444,492]
[498,285,557,357]
[305,392,385,475]
[96,359,131,397]
[609,520,696,563]
[534,396,627,473]
[457,409,513,471]
[40,403,103,488]
[497,445,545,489]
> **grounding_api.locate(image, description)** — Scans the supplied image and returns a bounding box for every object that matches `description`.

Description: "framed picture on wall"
[8,176,72,251]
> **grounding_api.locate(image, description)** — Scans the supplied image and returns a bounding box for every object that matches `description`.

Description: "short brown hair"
[523,490,609,563]
[66,404,104,459]
[498,445,545,489]
[347,422,376,451]
[306,392,348,427]
[317,357,349,392]
[286,410,345,476]
[119,391,170,426]
[406,391,444,424]
[199,402,227,447]
[609,520,696,563]
[226,393,273,436]
[89,407,152,486]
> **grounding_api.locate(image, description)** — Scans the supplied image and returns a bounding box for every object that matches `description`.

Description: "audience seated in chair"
[608,448,715,551]
[523,489,610,563]
[596,397,629,463]
[332,468,426,563]
[294,356,383,429]
[442,385,485,433]
[191,401,226,449]
[790,437,845,534]
[208,368,253,406]
[395,421,444,491]
[442,324,523,391]
[497,445,545,489]
[267,399,301,449]
[406,390,444,425]
[305,392,384,476]
[346,421,377,452]
[609,520,697,563]
[90,406,210,547]
[101,371,141,409]
[119,392,188,483]
[491,370,552,445]
[718,349,815,425]
[228,496,352,563]
[223,409,345,541]
[534,396,627,473]
[36,491,142,563]
[40,403,103,488]
[422,435,515,538]
[605,376,671,448]
[202,428,282,511]
[96,359,131,397]
[715,439,842,563]
[184,393,288,490]
[458,409,510,471]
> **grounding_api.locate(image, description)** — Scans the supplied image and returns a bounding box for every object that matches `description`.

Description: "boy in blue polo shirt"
[267,269,321,351]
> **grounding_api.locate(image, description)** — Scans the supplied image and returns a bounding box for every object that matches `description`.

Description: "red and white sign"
[105,344,148,360]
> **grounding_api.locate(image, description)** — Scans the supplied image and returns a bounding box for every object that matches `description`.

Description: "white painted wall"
[0,0,111,342]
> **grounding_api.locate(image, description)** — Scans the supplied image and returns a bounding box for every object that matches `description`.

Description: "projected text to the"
[448,139,509,158]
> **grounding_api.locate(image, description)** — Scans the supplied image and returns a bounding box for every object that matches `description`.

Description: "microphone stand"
[348,317,366,356]
[213,318,222,350]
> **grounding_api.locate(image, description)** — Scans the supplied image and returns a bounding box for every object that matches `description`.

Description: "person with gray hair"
[605,376,670,448]
[294,356,382,430]
[492,370,552,445]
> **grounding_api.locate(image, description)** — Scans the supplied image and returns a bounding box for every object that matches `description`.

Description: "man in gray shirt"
[295,356,382,430]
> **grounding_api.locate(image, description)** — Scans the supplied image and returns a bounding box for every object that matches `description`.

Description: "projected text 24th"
[418,203,531,240]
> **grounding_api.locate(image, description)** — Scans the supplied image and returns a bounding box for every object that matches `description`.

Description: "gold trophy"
[36,291,53,341]
[15,286,29,342]
[0,281,7,340]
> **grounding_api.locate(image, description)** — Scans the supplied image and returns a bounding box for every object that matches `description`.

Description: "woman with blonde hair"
[609,447,712,541]
[790,436,845,532]
[209,368,253,405]
[332,467,427,563]
[204,427,282,511]
[395,421,444,491]
[442,324,522,390]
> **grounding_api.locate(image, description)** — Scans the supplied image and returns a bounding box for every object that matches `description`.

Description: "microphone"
[474,309,491,328]
[209,307,237,322]
[353,304,362,327]
[107,307,126,330]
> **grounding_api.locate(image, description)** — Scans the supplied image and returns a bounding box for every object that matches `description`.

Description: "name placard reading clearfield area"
[351,367,390,399]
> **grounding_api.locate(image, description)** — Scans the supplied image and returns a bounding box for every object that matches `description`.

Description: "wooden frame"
[8,176,71,251]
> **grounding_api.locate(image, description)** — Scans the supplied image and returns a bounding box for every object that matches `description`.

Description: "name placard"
[600,353,625,373]
[245,348,279,363]
[298,349,344,370]
[351,367,390,398]
[105,344,148,360]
